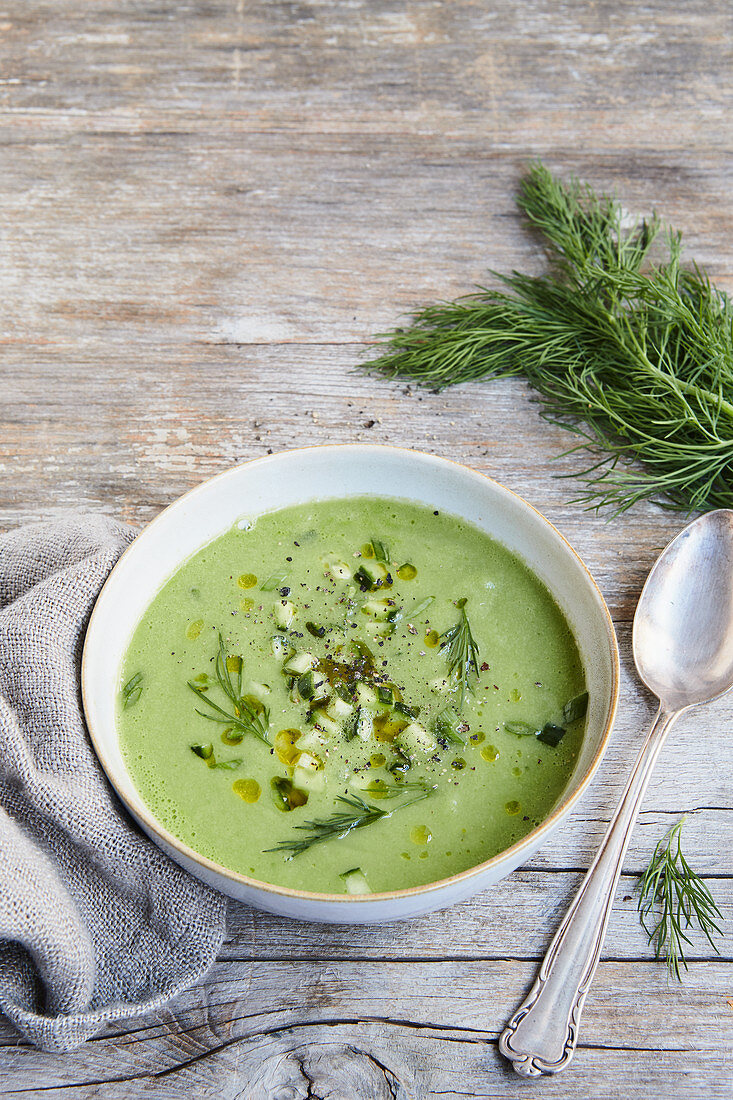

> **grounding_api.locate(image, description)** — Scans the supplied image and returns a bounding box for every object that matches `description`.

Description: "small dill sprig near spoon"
[188,632,271,745]
[440,598,480,709]
[637,817,724,980]
[365,162,733,515]
[264,782,436,858]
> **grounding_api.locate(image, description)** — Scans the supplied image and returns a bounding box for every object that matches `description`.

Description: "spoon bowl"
[633,509,733,711]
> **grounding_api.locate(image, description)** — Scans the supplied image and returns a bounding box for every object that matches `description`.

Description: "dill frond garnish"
[637,817,724,980]
[188,632,270,745]
[264,782,436,858]
[365,162,733,514]
[440,598,480,709]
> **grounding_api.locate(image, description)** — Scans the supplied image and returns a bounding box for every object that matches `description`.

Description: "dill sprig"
[188,632,270,745]
[364,162,733,514]
[264,782,436,858]
[637,817,724,981]
[440,598,480,709]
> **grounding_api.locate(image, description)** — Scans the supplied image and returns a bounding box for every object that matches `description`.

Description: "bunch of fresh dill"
[365,163,733,514]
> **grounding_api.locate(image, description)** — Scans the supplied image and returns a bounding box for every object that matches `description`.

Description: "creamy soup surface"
[119,496,587,894]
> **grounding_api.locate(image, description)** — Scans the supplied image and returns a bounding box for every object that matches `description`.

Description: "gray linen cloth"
[0,516,227,1052]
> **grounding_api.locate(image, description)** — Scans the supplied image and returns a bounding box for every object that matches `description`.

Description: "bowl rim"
[82,444,620,904]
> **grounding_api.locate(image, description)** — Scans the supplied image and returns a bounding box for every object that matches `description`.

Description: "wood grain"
[1,1,732,1096]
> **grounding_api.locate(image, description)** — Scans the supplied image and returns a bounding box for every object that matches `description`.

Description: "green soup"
[118,496,587,894]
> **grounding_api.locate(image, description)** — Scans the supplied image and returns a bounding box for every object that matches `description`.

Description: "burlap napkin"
[0,515,226,1052]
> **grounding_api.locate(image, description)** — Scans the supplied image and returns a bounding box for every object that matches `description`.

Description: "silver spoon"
[499,508,733,1077]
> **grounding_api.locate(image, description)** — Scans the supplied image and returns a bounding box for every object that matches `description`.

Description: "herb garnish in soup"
[119,497,587,894]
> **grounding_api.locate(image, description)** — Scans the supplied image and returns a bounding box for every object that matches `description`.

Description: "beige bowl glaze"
[82,446,619,923]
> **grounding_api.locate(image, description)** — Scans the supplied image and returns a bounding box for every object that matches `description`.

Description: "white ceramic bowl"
[82,445,619,923]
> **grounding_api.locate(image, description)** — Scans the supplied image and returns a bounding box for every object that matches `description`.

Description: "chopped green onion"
[261,572,289,591]
[562,692,589,724]
[370,538,390,564]
[121,672,144,709]
[536,723,567,747]
[504,692,589,747]
[411,596,435,618]
[191,743,214,760]
[503,720,539,737]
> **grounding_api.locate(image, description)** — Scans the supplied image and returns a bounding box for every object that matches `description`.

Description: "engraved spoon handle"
[499,703,678,1077]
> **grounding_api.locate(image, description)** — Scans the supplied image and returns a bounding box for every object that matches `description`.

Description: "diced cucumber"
[308,709,342,736]
[394,700,419,719]
[344,705,374,741]
[271,633,292,659]
[294,751,323,773]
[245,680,272,702]
[296,729,327,753]
[434,708,465,744]
[355,708,374,740]
[283,651,315,676]
[297,669,328,700]
[293,765,325,791]
[327,696,354,720]
[355,682,378,708]
[354,560,391,591]
[387,746,411,778]
[274,599,296,629]
[396,721,437,757]
[377,685,395,705]
[339,867,371,895]
[361,597,399,622]
[334,682,355,704]
[322,554,352,581]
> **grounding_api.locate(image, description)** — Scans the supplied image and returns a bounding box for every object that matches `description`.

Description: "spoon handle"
[499,704,678,1077]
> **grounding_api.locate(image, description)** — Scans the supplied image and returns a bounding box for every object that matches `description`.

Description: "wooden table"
[1,2,731,1096]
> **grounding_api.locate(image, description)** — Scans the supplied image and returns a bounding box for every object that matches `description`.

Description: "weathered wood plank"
[0,345,724,584]
[0,140,730,353]
[1,0,731,152]
[218,870,732,964]
[0,961,729,1096]
[2,1038,731,1100]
